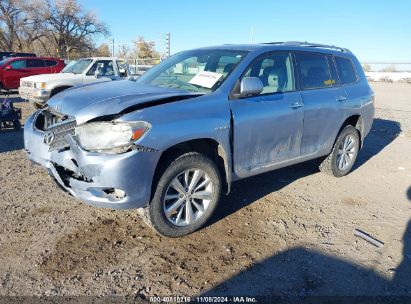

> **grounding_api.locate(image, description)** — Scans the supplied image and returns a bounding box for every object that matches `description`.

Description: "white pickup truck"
[19,57,131,108]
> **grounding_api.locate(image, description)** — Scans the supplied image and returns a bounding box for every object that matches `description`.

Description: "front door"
[3,59,27,89]
[230,52,304,178]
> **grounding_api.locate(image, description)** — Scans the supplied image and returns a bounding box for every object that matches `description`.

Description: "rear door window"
[334,56,358,85]
[26,59,45,68]
[295,52,333,90]
[327,56,340,86]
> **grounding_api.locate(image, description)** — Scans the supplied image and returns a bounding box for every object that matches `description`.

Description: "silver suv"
[24,42,374,237]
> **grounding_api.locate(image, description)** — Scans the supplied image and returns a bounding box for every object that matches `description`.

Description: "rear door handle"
[336,96,348,102]
[289,102,304,109]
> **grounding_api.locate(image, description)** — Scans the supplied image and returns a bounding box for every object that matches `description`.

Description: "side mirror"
[4,65,12,71]
[240,77,264,97]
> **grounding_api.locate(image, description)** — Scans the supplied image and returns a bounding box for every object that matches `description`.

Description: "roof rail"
[263,41,351,53]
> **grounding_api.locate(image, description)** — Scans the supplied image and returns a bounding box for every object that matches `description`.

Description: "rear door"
[3,59,27,89]
[333,56,363,109]
[295,52,347,156]
[45,59,58,73]
[230,51,304,177]
[26,58,47,77]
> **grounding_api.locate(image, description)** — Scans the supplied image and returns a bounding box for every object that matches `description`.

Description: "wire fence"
[122,58,161,76]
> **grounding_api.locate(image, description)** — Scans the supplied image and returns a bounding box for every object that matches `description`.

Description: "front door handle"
[336,96,348,102]
[289,102,304,109]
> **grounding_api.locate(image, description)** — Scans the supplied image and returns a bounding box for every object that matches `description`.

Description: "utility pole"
[111,38,115,57]
[165,32,170,57]
[251,26,254,44]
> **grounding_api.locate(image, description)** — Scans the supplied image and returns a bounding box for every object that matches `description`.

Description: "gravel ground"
[0,83,410,300]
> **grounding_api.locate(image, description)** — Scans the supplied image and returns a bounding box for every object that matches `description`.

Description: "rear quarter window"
[334,56,358,85]
[45,60,58,67]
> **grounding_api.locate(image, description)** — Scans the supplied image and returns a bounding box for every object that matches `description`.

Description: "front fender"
[116,91,233,184]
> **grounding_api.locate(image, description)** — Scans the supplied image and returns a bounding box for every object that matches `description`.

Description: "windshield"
[61,59,93,74]
[0,58,10,66]
[138,49,248,93]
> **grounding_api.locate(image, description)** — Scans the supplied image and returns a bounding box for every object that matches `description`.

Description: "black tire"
[140,152,222,237]
[319,125,360,177]
[50,86,70,98]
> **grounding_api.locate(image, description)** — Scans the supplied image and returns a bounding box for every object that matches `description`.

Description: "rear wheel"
[140,152,221,237]
[319,125,360,177]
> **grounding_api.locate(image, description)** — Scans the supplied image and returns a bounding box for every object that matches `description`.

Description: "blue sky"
[80,0,411,63]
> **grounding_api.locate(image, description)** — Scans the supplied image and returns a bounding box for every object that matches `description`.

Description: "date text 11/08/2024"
[149,296,258,303]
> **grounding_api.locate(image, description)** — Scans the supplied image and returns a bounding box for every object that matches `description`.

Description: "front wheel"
[319,125,360,177]
[140,152,221,237]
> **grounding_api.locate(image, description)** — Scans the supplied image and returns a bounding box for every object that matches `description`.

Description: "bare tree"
[0,0,46,51]
[381,64,396,73]
[95,43,110,57]
[42,0,109,58]
[117,44,130,58]
[0,0,26,50]
[0,0,109,58]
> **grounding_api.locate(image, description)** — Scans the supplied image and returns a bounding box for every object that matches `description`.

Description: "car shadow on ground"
[0,91,24,103]
[210,118,401,226]
[354,118,402,169]
[200,190,411,301]
[0,129,24,153]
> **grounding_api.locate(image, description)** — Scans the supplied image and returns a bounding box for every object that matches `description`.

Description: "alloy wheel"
[163,168,214,226]
[336,134,357,171]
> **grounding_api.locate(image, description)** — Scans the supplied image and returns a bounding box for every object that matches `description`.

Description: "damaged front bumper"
[24,112,159,209]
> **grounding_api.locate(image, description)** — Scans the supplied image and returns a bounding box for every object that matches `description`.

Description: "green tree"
[134,36,160,59]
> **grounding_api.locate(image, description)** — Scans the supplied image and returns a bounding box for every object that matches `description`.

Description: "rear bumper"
[361,98,375,140]
[24,112,160,209]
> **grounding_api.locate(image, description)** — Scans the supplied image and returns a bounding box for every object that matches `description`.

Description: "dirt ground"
[0,82,410,300]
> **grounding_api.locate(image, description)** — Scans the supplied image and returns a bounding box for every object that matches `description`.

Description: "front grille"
[21,80,33,87]
[35,109,77,151]
[45,119,77,151]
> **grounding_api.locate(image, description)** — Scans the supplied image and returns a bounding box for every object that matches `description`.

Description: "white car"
[19,57,131,108]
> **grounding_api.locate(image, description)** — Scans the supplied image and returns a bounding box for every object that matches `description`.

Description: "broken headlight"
[75,121,150,153]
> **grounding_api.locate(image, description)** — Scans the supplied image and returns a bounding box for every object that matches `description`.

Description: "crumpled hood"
[47,80,200,125]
